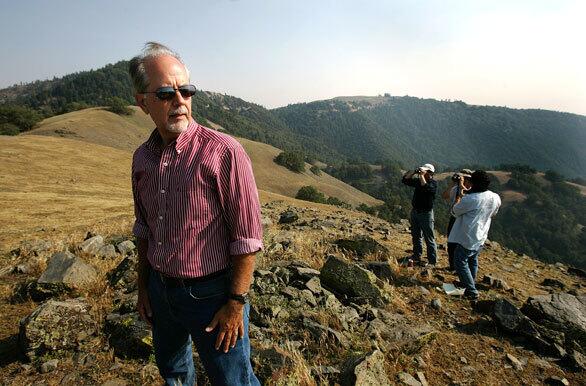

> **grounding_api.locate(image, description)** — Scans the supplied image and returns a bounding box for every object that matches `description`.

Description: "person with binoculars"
[402,163,438,267]
[442,169,473,271]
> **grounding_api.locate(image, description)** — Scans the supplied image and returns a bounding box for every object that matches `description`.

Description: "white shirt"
[448,190,501,251]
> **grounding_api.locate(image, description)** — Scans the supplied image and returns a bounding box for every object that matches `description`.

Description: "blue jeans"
[148,270,260,386]
[410,209,438,264]
[454,244,480,297]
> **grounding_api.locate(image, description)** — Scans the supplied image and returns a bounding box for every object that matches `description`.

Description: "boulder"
[107,256,137,291]
[79,235,105,255]
[117,240,136,255]
[320,255,385,306]
[38,251,98,290]
[251,346,293,383]
[335,236,389,257]
[540,278,566,290]
[98,244,117,259]
[340,350,391,386]
[19,298,97,360]
[278,210,298,224]
[364,261,397,282]
[105,312,152,359]
[303,318,349,348]
[521,293,586,352]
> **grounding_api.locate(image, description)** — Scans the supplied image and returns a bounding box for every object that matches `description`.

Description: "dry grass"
[0,135,135,252]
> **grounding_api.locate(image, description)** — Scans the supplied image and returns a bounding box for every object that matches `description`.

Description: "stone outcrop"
[320,255,385,306]
[340,350,391,386]
[105,312,152,359]
[18,299,98,360]
[38,251,98,291]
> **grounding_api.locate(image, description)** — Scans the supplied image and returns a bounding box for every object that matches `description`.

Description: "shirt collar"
[144,120,199,155]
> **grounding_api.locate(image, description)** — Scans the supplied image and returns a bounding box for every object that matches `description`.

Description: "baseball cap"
[420,163,435,173]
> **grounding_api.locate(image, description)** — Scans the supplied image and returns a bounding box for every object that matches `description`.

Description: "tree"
[274,150,305,173]
[106,97,133,115]
[0,122,20,136]
[296,186,326,203]
[0,104,42,133]
[310,165,322,176]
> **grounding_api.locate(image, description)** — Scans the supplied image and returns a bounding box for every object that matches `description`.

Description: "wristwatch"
[228,292,249,304]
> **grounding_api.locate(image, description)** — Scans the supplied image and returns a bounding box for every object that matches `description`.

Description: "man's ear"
[135,94,149,115]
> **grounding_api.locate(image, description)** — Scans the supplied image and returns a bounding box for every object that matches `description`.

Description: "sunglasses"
[143,84,196,100]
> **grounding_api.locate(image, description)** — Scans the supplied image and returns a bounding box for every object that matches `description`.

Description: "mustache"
[169,107,188,116]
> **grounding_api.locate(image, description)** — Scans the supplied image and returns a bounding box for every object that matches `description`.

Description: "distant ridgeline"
[1,60,586,178]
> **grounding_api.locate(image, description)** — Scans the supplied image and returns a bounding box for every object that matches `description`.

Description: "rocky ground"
[0,199,585,385]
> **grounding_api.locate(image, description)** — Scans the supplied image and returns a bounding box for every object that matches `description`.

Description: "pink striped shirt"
[131,121,263,278]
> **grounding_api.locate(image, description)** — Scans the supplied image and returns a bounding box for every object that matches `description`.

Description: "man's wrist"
[228,292,249,304]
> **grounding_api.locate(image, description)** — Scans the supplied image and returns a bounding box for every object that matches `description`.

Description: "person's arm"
[205,144,263,353]
[136,237,152,325]
[452,192,477,217]
[131,154,153,325]
[206,252,256,353]
[419,172,428,186]
[402,169,418,186]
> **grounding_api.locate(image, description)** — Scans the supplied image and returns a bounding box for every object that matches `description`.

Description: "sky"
[1,0,584,115]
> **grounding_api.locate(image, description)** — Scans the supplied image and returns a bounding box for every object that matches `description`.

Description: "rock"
[562,349,586,371]
[38,251,98,291]
[364,261,396,282]
[320,255,385,306]
[18,298,97,360]
[541,278,566,290]
[545,376,570,386]
[305,276,323,295]
[340,350,391,386]
[482,275,509,290]
[431,299,442,310]
[568,267,586,278]
[397,372,421,386]
[300,289,318,307]
[506,353,523,370]
[79,235,104,255]
[521,293,586,352]
[12,239,54,258]
[335,236,389,257]
[107,256,137,291]
[303,318,349,349]
[116,240,135,255]
[413,355,427,368]
[416,372,429,386]
[418,286,431,296]
[105,312,152,359]
[251,346,293,384]
[310,365,340,378]
[278,210,298,224]
[40,359,59,373]
[98,244,117,259]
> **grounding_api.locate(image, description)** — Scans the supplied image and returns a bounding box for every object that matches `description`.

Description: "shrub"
[310,165,322,176]
[106,97,133,116]
[0,104,42,133]
[325,196,351,209]
[296,186,326,203]
[274,150,305,173]
[0,123,20,136]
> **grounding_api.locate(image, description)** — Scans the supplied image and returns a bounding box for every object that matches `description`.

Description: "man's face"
[136,55,192,141]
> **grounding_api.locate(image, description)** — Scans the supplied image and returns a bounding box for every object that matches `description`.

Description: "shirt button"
[157,241,162,246]
[156,264,161,269]
[161,189,166,194]
[158,215,163,220]
[163,162,168,167]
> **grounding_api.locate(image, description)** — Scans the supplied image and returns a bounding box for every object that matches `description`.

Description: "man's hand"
[205,300,245,353]
[137,287,153,326]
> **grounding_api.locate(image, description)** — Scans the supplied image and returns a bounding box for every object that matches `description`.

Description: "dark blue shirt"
[402,176,437,212]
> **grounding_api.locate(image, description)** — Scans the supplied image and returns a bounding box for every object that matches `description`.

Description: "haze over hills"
[1,60,585,178]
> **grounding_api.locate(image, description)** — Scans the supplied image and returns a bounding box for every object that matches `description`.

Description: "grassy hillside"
[0,109,379,250]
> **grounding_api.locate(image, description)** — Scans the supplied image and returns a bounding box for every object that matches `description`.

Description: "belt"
[156,268,229,288]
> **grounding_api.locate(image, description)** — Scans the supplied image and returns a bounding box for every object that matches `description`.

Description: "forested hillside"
[274,96,586,179]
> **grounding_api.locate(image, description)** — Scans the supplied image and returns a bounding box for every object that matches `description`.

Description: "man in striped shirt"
[130,42,262,385]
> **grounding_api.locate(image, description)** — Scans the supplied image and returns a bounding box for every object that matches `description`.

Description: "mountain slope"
[274,96,586,178]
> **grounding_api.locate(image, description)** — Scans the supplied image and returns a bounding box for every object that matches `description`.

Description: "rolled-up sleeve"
[216,144,263,256]
[131,155,150,240]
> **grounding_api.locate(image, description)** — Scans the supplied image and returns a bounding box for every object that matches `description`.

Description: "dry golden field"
[0,107,380,252]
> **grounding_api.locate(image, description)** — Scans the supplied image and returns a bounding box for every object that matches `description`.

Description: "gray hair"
[129,42,189,93]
